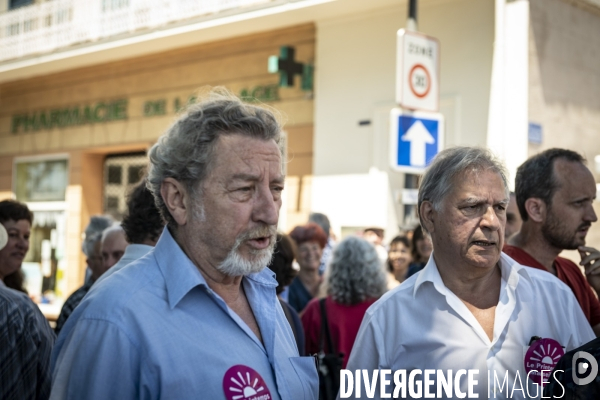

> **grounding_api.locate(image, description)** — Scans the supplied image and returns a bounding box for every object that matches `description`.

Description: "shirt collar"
[0,279,5,288]
[123,243,153,257]
[501,251,532,287]
[153,227,278,309]
[413,251,527,298]
[413,253,445,297]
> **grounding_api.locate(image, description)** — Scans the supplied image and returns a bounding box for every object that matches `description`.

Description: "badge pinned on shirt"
[524,337,564,385]
[223,365,272,400]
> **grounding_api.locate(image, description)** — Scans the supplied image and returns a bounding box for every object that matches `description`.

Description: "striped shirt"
[0,286,55,400]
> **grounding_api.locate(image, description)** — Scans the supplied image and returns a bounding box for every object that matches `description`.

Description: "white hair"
[217,226,277,276]
[326,236,387,305]
[101,224,125,244]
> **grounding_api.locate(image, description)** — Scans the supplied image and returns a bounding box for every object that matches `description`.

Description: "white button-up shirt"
[344,252,594,399]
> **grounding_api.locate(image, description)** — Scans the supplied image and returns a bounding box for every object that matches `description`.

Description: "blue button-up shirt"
[50,228,318,400]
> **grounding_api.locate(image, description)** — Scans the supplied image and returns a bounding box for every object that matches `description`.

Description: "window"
[128,165,144,184]
[104,152,146,218]
[9,0,33,10]
[107,165,122,184]
[15,159,68,202]
[102,0,129,12]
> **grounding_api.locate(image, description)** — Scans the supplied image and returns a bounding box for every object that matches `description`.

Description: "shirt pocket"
[288,356,319,400]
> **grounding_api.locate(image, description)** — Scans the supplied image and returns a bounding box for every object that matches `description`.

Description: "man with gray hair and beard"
[344,147,593,399]
[50,89,319,399]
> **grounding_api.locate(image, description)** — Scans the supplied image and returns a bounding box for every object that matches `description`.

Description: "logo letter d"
[572,351,598,386]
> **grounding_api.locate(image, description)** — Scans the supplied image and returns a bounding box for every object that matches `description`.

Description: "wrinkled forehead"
[446,168,509,200]
[213,133,282,161]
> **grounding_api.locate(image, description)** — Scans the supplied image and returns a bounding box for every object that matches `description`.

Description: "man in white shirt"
[344,147,594,399]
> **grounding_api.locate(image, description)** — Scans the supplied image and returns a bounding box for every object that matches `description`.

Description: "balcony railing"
[0,0,275,63]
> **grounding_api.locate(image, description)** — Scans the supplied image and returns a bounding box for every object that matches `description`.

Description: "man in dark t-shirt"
[505,148,600,335]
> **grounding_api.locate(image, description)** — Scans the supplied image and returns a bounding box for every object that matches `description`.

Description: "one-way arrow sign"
[401,120,435,167]
[390,108,444,173]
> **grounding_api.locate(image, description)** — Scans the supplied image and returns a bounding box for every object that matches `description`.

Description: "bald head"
[98,225,128,279]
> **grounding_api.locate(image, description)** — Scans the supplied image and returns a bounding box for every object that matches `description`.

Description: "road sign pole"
[395,0,444,226]
[405,0,419,226]
[407,0,418,32]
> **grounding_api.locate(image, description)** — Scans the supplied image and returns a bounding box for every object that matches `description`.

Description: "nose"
[16,236,28,250]
[104,257,116,270]
[481,206,501,231]
[585,202,598,223]
[252,184,280,226]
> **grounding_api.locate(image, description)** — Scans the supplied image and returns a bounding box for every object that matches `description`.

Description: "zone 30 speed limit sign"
[396,29,440,112]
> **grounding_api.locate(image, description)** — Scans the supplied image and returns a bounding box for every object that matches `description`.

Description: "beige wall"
[0,155,12,199]
[529,0,600,163]
[314,0,495,176]
[529,0,600,258]
[0,24,315,294]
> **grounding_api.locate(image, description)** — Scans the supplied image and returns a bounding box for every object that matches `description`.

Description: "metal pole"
[407,0,418,31]
[404,0,418,226]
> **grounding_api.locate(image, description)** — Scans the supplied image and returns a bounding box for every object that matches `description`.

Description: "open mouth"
[578,226,591,235]
[248,236,271,249]
[472,240,495,247]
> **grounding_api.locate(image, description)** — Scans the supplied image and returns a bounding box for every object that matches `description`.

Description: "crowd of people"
[1,89,600,399]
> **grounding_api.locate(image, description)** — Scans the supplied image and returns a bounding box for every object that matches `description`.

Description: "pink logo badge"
[524,338,564,385]
[223,365,272,400]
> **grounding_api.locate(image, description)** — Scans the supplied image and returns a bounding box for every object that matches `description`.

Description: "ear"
[160,178,190,226]
[420,201,436,233]
[524,198,546,223]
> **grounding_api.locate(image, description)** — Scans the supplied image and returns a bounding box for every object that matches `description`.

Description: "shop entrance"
[13,156,68,301]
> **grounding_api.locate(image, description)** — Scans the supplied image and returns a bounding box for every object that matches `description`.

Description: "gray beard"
[217,227,277,276]
[192,199,276,276]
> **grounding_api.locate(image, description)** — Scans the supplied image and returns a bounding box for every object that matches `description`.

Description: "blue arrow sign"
[390,108,444,174]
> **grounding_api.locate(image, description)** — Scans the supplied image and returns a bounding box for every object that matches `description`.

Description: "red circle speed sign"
[409,64,431,99]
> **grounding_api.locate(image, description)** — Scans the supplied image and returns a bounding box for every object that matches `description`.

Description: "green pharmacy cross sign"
[268,46,313,91]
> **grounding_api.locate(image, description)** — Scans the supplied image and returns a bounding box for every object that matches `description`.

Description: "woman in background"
[288,223,328,313]
[301,235,387,368]
[406,225,432,278]
[0,200,33,293]
[269,233,305,355]
[387,235,412,287]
